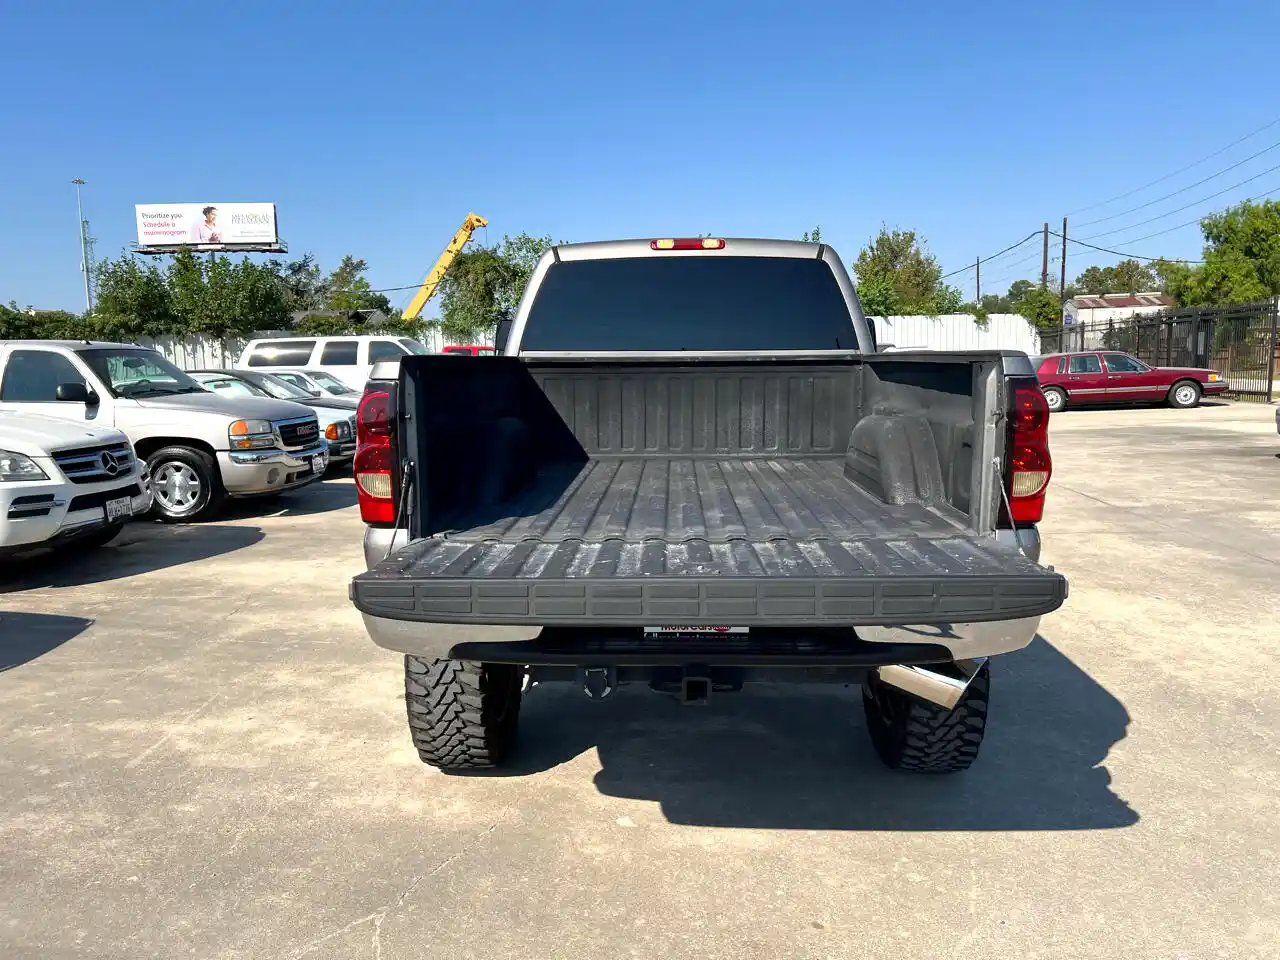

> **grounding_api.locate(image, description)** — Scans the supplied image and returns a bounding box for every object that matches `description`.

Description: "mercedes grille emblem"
[100,451,120,477]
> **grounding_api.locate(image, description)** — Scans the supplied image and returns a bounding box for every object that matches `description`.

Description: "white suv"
[0,411,154,557]
[236,335,430,389]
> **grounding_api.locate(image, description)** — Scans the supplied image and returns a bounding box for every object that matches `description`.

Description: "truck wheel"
[1168,380,1201,409]
[861,661,989,773]
[1042,386,1067,412]
[404,656,523,770]
[147,446,223,523]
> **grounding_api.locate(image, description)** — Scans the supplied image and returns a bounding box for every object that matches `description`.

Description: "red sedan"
[1034,351,1228,412]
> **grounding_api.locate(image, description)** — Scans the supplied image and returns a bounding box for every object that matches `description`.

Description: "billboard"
[135,202,278,248]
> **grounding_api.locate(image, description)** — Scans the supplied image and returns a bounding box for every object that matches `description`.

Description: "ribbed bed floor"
[387,458,1051,582]
[433,457,966,545]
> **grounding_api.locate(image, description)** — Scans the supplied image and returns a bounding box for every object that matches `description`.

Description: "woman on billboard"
[188,206,221,244]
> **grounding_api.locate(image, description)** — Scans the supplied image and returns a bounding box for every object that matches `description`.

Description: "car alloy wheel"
[152,461,203,517]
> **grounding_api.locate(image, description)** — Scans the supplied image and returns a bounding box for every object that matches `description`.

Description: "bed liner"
[352,455,1066,627]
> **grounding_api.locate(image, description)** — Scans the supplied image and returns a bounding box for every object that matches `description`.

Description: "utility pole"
[1041,222,1049,289]
[975,256,981,302]
[71,179,93,313]
[1059,216,1068,301]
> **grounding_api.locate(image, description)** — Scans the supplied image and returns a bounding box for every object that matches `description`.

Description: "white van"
[235,335,430,389]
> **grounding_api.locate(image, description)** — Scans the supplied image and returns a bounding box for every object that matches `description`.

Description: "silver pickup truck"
[0,341,327,521]
[349,238,1066,775]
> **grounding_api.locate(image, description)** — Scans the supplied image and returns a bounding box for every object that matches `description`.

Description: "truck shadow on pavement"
[504,635,1137,831]
[0,523,263,592]
[0,612,93,671]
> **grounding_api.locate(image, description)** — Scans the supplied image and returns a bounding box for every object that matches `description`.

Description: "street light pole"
[71,178,93,313]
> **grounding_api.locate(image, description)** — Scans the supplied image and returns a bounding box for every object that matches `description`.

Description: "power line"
[938,231,1040,280]
[1107,182,1280,247]
[1066,114,1280,215]
[1052,231,1202,264]
[369,282,431,293]
[1075,136,1280,228]
[982,250,1048,290]
[1079,162,1280,241]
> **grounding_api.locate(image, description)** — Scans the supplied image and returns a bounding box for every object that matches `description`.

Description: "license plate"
[105,496,132,522]
[643,626,749,635]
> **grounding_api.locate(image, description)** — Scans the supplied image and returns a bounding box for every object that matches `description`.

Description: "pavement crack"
[286,811,511,958]
[125,691,221,768]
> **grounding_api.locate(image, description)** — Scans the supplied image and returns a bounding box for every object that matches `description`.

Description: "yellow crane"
[400,212,489,320]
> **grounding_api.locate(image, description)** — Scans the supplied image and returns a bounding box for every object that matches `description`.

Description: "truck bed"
[352,356,1067,627]
[434,455,973,544]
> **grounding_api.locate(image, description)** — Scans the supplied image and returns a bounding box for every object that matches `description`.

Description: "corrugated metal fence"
[141,314,1039,369]
[869,313,1040,355]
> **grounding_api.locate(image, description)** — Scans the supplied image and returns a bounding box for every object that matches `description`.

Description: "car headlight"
[1207,373,1222,382]
[0,449,50,482]
[228,419,276,450]
[325,421,352,441]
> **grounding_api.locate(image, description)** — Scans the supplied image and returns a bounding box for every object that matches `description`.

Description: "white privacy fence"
[135,333,280,370]
[139,314,1039,369]
[868,314,1039,355]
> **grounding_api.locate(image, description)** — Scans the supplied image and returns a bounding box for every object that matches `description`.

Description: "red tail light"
[355,389,395,523]
[1003,381,1052,526]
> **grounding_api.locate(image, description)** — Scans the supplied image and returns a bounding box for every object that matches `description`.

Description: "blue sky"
[4,0,1279,312]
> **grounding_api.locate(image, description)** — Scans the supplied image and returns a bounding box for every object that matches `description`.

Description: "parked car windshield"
[252,373,317,401]
[520,256,858,352]
[77,348,208,399]
[307,371,358,395]
[192,374,269,399]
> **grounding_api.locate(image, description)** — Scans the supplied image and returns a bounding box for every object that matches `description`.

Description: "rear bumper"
[358,613,1043,664]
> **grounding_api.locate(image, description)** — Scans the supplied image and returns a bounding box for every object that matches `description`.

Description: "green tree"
[165,248,290,337]
[853,227,960,314]
[1144,200,1280,310]
[1006,279,1037,304]
[800,225,822,243]
[1073,259,1156,295]
[436,247,515,342]
[1014,285,1063,330]
[434,233,556,342]
[94,257,176,337]
[325,255,380,312]
[274,253,329,312]
[855,273,901,317]
[499,232,555,314]
[0,301,42,339]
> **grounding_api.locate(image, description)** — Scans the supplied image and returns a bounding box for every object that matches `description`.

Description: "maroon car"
[1033,351,1227,412]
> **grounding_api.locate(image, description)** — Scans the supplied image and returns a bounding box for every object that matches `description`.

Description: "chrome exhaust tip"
[876,658,987,710]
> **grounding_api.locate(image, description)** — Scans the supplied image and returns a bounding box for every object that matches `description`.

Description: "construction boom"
[400,212,489,320]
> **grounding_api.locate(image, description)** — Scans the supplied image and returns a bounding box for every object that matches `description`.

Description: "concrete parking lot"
[2,403,1277,959]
